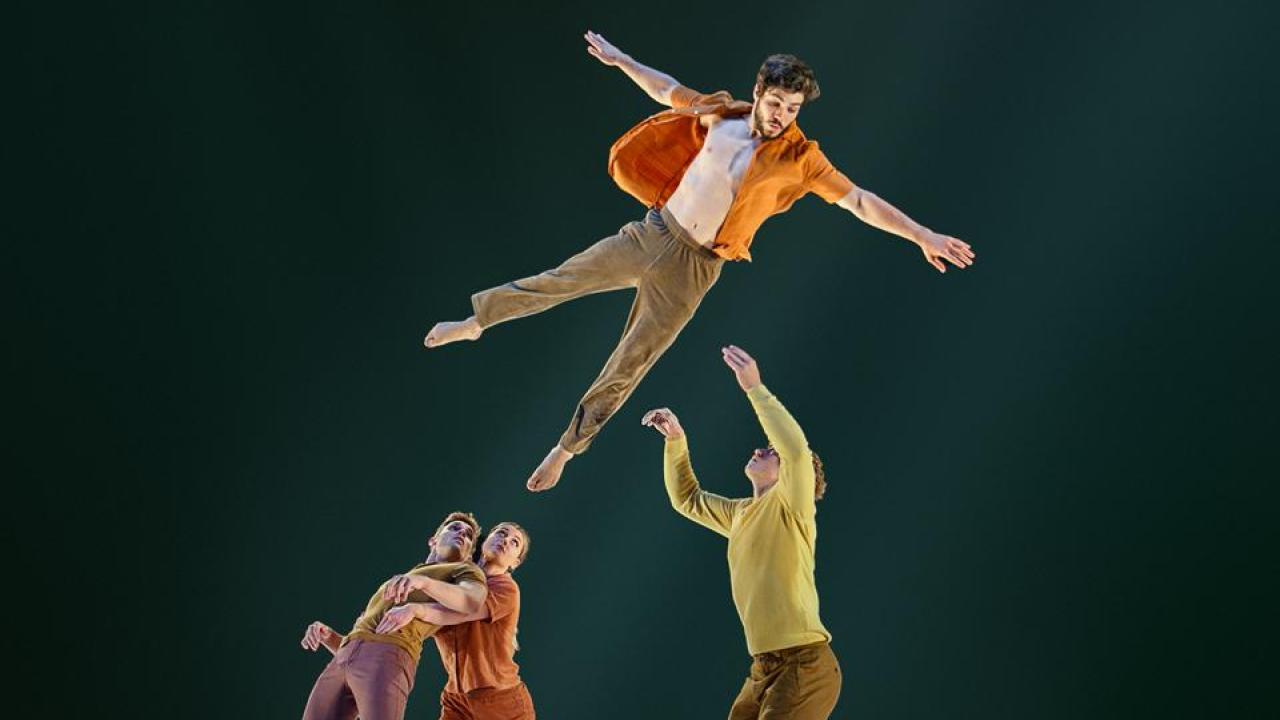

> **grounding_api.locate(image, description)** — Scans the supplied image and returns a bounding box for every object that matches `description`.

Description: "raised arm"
[722,346,817,513]
[583,30,685,107]
[642,407,741,536]
[837,187,975,273]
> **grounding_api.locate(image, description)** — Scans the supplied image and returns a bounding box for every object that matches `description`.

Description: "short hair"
[755,53,821,103]
[434,511,481,543]
[492,521,531,567]
[811,450,827,501]
[768,445,828,500]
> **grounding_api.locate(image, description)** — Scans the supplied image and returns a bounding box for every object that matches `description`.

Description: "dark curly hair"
[755,53,821,103]
[811,450,827,501]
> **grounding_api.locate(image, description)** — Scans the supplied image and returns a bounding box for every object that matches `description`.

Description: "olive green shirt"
[343,561,486,664]
[664,384,831,656]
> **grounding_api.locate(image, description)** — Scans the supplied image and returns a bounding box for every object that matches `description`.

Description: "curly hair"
[811,450,827,501]
[755,53,821,103]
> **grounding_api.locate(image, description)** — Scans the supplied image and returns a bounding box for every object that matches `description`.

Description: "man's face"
[432,519,478,560]
[751,86,805,138]
[744,445,781,485]
[481,523,527,570]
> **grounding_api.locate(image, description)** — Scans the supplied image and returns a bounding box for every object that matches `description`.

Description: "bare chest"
[697,117,760,190]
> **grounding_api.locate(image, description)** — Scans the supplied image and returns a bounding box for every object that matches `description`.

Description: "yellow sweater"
[664,384,830,656]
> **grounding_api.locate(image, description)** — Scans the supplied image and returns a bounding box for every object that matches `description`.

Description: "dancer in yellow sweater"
[642,345,840,719]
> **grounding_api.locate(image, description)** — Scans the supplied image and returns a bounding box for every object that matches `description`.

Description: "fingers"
[721,345,754,369]
[928,255,946,273]
[641,408,671,425]
[934,236,974,269]
[385,576,412,604]
[301,623,321,650]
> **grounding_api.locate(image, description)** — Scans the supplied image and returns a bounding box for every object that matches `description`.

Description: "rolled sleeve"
[483,575,520,623]
[670,85,737,109]
[805,144,856,203]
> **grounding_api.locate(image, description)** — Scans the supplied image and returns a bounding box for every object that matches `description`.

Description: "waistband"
[445,682,530,703]
[752,640,831,664]
[655,205,722,261]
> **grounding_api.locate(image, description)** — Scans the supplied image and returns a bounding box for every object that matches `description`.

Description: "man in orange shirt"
[415,522,535,720]
[298,512,488,720]
[425,31,975,492]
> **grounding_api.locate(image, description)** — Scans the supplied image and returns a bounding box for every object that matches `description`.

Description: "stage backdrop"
[9,0,1276,718]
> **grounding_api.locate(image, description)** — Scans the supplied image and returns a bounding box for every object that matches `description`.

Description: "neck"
[426,548,461,564]
[751,478,778,500]
[479,554,510,576]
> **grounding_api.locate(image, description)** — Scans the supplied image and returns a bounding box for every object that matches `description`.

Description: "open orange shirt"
[607,85,856,262]
[431,572,523,694]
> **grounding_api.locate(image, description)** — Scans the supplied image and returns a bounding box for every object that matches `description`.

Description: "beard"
[752,105,784,138]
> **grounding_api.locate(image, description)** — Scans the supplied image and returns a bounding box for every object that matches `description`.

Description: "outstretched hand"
[584,30,627,66]
[641,407,685,439]
[722,345,762,392]
[917,231,975,274]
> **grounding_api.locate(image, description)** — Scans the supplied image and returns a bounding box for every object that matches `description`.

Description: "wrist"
[908,227,932,245]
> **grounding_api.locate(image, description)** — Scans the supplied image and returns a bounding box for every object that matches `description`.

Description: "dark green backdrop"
[11,0,1277,718]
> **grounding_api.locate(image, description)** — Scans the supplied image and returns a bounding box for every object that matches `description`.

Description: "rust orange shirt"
[431,572,523,694]
[608,85,856,261]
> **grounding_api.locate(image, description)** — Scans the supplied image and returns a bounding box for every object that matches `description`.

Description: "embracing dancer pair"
[301,29,974,720]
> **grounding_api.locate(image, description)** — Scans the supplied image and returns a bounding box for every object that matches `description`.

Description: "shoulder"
[419,561,486,583]
[487,573,519,593]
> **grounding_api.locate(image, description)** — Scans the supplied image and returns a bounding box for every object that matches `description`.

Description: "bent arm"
[837,188,930,244]
[413,601,490,627]
[321,631,344,654]
[414,577,488,614]
[664,436,740,536]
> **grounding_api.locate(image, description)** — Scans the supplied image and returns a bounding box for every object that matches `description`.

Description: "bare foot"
[526,445,573,492]
[424,316,482,348]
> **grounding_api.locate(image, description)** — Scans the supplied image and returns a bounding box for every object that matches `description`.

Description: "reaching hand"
[917,231,975,273]
[584,30,627,66]
[722,345,762,392]
[641,407,685,439]
[300,621,335,652]
[375,606,417,635]
[383,574,425,605]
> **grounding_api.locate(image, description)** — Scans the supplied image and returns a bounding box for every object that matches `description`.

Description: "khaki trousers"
[472,208,724,454]
[727,642,842,720]
[439,683,536,720]
[301,640,417,720]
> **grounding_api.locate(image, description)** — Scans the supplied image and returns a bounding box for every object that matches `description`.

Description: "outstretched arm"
[583,30,683,106]
[642,407,741,536]
[837,188,975,273]
[722,346,817,513]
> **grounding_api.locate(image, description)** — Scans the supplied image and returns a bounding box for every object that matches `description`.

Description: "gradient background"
[10,0,1277,717]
